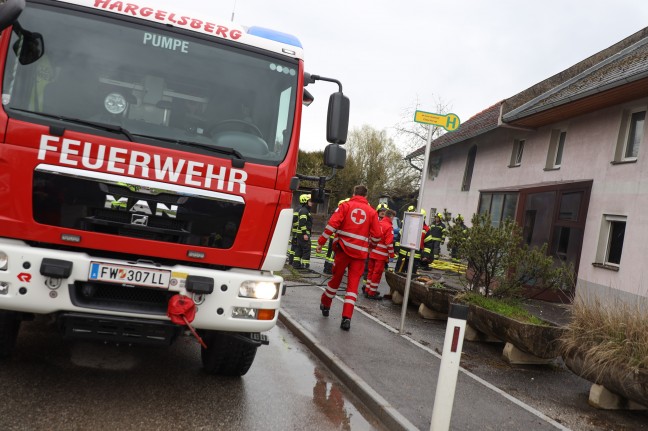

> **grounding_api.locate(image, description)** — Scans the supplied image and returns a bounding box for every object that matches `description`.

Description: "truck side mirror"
[326,92,349,144]
[324,144,346,169]
[0,0,25,32]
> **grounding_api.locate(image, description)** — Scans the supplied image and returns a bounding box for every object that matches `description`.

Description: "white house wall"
[421,99,648,302]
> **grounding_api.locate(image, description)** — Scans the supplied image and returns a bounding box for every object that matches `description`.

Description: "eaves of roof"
[503,36,648,122]
[406,102,502,159]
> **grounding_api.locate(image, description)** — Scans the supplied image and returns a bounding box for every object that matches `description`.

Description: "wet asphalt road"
[0,316,384,431]
[279,258,648,431]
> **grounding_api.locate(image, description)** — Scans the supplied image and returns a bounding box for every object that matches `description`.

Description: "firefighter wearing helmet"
[293,193,313,269]
[423,212,447,265]
[376,203,389,220]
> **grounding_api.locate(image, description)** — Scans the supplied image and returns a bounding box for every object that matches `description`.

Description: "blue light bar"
[247,26,302,48]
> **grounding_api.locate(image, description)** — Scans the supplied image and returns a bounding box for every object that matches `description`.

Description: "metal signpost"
[411,110,463,429]
[398,111,461,335]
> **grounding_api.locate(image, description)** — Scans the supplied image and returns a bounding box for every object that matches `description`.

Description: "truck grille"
[59,312,181,346]
[69,281,174,315]
[32,169,244,248]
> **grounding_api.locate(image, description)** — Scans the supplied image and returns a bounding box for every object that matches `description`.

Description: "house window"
[509,139,525,167]
[478,192,518,227]
[595,215,627,267]
[461,146,477,191]
[625,111,645,159]
[614,108,645,162]
[545,129,567,169]
[555,132,566,167]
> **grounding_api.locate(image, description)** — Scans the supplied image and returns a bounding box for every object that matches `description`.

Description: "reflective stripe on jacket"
[369,216,395,261]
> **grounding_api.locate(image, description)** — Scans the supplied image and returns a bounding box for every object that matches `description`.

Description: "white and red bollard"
[430,303,468,431]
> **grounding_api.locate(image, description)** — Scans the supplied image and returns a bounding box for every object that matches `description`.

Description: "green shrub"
[454,213,574,299]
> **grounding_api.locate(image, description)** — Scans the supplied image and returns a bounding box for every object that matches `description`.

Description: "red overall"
[318,195,381,319]
[366,216,394,297]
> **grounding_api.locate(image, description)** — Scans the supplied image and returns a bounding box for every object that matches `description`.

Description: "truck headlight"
[0,252,7,271]
[239,281,280,300]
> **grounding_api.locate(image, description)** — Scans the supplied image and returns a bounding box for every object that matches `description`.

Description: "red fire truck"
[0,0,348,375]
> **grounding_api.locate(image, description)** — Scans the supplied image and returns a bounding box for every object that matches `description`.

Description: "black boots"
[340,318,351,331]
[320,304,330,317]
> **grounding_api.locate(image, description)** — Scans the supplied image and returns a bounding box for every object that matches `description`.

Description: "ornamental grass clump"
[561,297,648,375]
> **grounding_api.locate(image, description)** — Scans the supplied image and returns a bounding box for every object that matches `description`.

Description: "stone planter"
[563,350,648,408]
[384,271,459,315]
[466,303,565,360]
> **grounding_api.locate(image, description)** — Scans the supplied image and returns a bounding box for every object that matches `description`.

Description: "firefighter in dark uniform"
[287,206,300,265]
[293,193,313,269]
[429,212,447,260]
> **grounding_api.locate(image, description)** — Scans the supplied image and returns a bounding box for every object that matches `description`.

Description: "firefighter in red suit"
[365,209,395,299]
[315,185,381,331]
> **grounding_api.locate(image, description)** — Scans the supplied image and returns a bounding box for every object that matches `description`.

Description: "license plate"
[89,262,171,289]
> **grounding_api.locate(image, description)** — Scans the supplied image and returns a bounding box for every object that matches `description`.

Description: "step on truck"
[0,0,349,376]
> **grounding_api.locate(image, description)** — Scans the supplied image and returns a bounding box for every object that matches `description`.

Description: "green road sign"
[414,110,461,131]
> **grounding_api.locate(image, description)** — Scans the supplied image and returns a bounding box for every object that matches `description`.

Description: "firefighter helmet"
[299,194,311,204]
[407,205,415,212]
[436,212,444,220]
[421,209,427,218]
[376,203,389,211]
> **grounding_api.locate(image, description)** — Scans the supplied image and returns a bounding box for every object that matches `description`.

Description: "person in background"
[365,209,395,299]
[362,202,389,289]
[287,204,299,266]
[315,185,381,331]
[293,193,313,269]
[430,212,447,260]
[323,198,349,274]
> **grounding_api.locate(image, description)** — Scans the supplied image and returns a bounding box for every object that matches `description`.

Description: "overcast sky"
[206,0,648,152]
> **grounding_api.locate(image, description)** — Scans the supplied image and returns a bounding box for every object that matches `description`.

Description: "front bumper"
[0,238,283,333]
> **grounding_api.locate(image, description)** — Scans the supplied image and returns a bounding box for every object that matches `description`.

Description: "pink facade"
[419,98,648,302]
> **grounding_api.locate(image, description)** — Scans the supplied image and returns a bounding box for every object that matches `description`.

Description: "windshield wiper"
[131,134,246,168]
[9,108,134,141]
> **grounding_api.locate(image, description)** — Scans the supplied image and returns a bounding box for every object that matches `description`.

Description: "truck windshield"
[2,3,298,165]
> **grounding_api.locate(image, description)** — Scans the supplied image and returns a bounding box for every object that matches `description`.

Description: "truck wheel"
[200,331,258,377]
[0,311,21,358]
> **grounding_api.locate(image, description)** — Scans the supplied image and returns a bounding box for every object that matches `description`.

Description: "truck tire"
[200,331,258,376]
[0,311,21,358]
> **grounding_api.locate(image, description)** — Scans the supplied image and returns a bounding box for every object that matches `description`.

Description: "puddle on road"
[251,323,387,430]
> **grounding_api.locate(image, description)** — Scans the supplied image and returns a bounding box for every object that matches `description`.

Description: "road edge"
[279,309,419,431]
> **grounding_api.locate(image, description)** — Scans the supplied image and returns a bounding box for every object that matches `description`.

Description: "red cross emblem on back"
[350,208,366,225]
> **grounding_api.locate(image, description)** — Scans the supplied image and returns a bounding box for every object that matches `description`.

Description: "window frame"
[461,145,477,191]
[595,214,627,268]
[545,129,567,170]
[478,192,518,227]
[613,107,646,164]
[509,139,525,167]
